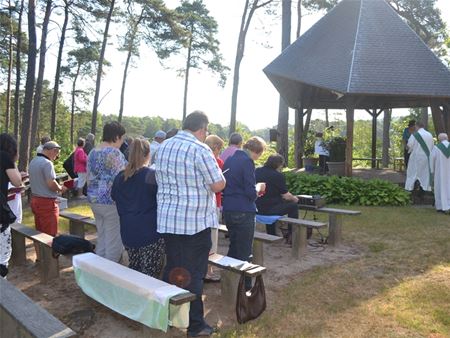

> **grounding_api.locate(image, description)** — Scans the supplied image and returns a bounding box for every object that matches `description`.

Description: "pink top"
[74,146,87,173]
[220,145,239,163]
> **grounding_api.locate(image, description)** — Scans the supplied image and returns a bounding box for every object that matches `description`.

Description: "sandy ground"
[7,225,361,337]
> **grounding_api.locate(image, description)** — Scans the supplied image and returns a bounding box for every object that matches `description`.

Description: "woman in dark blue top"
[222,136,266,289]
[111,138,164,278]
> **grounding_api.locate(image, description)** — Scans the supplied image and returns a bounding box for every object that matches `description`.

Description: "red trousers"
[31,196,59,236]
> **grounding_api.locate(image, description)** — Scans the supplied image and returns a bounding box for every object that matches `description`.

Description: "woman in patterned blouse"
[87,121,127,262]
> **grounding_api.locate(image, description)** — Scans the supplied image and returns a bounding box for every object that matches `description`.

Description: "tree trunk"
[70,64,80,146]
[325,108,329,127]
[345,108,354,177]
[182,35,193,121]
[50,0,69,139]
[5,0,14,132]
[277,0,291,163]
[420,107,428,129]
[294,108,304,168]
[92,0,116,134]
[296,0,302,38]
[303,108,312,142]
[13,0,24,139]
[382,109,391,168]
[18,0,37,172]
[31,0,52,154]
[118,9,144,123]
[430,104,446,136]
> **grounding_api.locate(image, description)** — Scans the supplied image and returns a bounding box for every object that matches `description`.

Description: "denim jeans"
[223,211,255,289]
[162,228,211,335]
[261,202,299,236]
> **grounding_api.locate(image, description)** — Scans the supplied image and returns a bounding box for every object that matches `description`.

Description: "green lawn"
[221,206,450,337]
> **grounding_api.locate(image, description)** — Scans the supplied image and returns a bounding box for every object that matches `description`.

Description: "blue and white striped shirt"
[155,130,224,235]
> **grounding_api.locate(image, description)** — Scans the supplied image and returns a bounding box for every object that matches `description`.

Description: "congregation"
[1,111,450,337]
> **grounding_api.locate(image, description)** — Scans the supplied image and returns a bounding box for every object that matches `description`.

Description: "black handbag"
[0,191,17,229]
[52,234,95,257]
[236,273,267,324]
[63,152,78,179]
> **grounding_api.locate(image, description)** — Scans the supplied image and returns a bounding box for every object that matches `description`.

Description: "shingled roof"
[263,0,450,110]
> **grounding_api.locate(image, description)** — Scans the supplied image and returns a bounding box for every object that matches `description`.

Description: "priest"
[430,133,450,213]
[405,122,434,192]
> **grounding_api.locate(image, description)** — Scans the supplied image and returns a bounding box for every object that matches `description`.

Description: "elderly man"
[29,141,67,236]
[430,133,450,213]
[155,111,225,337]
[149,130,166,166]
[220,132,242,163]
[405,121,434,192]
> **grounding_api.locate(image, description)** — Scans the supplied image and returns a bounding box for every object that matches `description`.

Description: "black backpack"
[52,234,95,257]
[63,152,78,179]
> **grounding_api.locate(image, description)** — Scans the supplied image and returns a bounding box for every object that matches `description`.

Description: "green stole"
[436,142,450,159]
[413,132,431,157]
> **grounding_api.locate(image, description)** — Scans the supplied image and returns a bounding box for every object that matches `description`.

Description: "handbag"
[236,273,267,324]
[63,152,78,179]
[0,191,17,229]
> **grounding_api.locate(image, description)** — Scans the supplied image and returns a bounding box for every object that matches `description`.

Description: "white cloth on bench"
[73,253,189,332]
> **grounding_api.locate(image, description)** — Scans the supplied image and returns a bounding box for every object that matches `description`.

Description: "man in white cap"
[149,130,166,166]
[430,133,450,213]
[405,121,434,192]
[29,141,67,236]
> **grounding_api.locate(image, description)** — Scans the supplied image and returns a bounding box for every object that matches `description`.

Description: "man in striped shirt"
[155,111,225,337]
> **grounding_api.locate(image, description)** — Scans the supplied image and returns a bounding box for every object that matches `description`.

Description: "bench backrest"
[0,278,75,338]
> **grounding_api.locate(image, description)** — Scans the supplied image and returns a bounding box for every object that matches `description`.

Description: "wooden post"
[11,232,26,266]
[371,109,377,169]
[294,107,304,168]
[69,220,85,238]
[252,241,264,266]
[291,224,307,259]
[39,243,59,283]
[220,270,241,310]
[345,108,354,177]
[328,214,343,247]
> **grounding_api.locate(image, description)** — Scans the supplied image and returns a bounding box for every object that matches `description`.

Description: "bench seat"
[59,211,96,239]
[73,253,194,332]
[0,278,76,338]
[218,224,282,265]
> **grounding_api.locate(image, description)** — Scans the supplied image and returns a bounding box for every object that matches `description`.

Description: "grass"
[21,203,450,337]
[220,206,450,337]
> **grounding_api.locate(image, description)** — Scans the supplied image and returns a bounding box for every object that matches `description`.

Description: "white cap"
[155,130,166,139]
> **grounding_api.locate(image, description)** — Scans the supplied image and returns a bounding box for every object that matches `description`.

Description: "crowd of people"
[403,121,450,213]
[1,112,449,336]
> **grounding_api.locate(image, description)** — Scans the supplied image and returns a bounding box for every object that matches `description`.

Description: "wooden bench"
[0,278,76,338]
[298,206,361,246]
[353,157,382,169]
[73,253,195,332]
[218,224,283,266]
[278,217,327,259]
[10,223,59,283]
[208,253,266,309]
[393,157,405,172]
[59,210,96,239]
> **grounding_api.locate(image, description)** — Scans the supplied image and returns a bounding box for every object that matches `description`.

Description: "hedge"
[284,172,410,206]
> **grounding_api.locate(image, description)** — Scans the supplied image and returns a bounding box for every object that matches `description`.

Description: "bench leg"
[11,232,26,266]
[253,241,264,266]
[39,243,59,283]
[328,214,342,247]
[292,225,307,259]
[220,270,241,310]
[69,220,85,239]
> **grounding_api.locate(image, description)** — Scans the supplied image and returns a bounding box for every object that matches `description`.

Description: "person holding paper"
[222,136,266,290]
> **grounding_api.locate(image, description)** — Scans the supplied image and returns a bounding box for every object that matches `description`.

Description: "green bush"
[284,172,410,206]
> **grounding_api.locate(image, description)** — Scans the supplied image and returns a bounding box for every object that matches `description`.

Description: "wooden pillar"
[382,109,391,168]
[345,108,354,177]
[294,107,304,168]
[371,109,377,169]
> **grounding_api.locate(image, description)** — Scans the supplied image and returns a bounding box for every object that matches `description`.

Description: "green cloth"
[413,132,431,157]
[436,142,450,158]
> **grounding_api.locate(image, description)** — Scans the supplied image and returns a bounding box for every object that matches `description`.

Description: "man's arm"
[282,192,299,203]
[210,179,226,193]
[46,179,67,193]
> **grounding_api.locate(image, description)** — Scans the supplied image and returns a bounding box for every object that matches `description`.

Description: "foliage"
[303,130,317,158]
[284,172,411,206]
[325,136,346,162]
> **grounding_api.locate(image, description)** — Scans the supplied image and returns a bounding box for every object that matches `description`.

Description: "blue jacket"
[222,150,257,213]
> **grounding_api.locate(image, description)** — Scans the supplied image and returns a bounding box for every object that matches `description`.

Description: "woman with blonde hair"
[111,137,164,277]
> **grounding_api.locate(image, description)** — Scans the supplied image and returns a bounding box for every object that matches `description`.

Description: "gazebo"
[264,0,450,176]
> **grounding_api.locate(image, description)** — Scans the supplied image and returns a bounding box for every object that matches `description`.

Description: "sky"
[62,0,450,131]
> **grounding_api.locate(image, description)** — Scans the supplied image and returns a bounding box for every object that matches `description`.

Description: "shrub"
[284,172,410,206]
